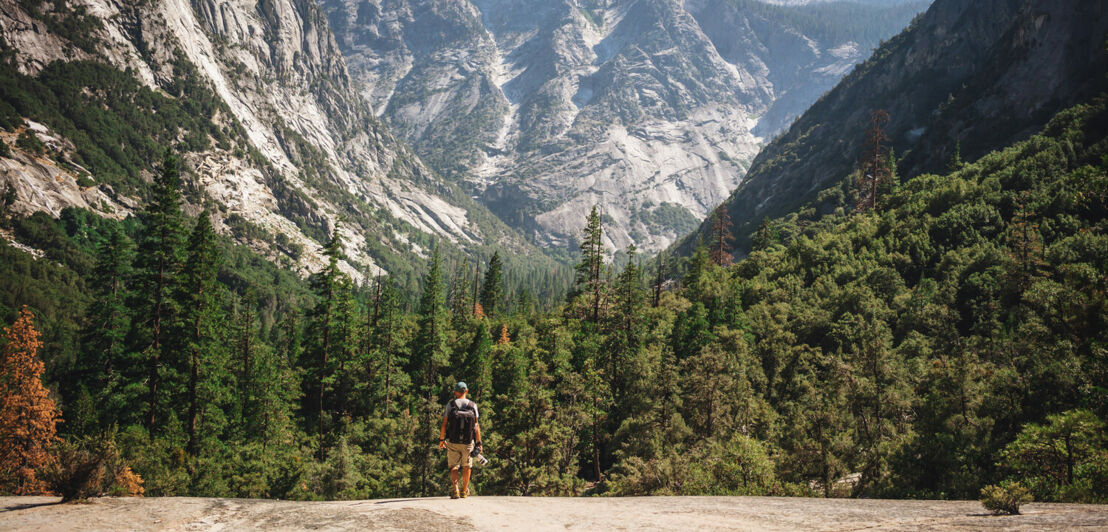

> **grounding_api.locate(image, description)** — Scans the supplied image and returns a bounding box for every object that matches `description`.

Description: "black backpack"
[446,399,477,444]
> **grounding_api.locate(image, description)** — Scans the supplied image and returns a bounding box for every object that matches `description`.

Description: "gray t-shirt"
[443,397,479,419]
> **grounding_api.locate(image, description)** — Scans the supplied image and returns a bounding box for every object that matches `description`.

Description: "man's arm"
[439,417,448,449]
[474,420,482,445]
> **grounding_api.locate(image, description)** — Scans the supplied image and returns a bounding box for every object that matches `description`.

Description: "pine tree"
[752,218,776,251]
[370,277,407,417]
[575,206,605,321]
[330,277,358,419]
[307,228,349,440]
[412,244,449,398]
[709,208,735,267]
[948,141,965,173]
[0,307,61,494]
[78,225,132,428]
[131,150,186,429]
[683,243,710,302]
[608,246,644,403]
[651,252,667,308]
[480,251,504,317]
[1007,195,1047,293]
[174,211,224,456]
[833,309,912,495]
[460,321,493,402]
[251,342,299,452]
[233,297,257,430]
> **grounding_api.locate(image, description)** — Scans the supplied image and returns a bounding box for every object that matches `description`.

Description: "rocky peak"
[319,0,928,256]
[0,0,550,283]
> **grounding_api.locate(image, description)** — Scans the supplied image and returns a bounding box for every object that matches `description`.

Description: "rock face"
[677,0,1108,257]
[318,0,928,255]
[0,0,546,281]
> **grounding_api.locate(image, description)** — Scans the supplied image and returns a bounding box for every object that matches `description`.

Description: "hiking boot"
[451,486,460,499]
[461,488,469,498]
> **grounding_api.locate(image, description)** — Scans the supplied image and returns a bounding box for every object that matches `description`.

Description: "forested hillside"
[1,96,1104,502]
[678,0,1108,257]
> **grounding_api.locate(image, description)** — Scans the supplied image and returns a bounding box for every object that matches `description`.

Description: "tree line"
[1,99,1107,502]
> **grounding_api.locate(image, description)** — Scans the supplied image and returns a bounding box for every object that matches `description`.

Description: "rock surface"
[3,495,1108,531]
[0,0,547,280]
[318,0,929,254]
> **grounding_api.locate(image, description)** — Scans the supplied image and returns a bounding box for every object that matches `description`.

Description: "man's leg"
[448,445,461,498]
[460,466,472,496]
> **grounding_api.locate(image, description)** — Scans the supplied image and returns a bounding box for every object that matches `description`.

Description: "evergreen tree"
[78,225,132,428]
[948,141,965,172]
[752,218,776,251]
[460,322,493,402]
[131,151,186,429]
[480,251,504,317]
[369,277,407,416]
[411,244,449,398]
[575,206,605,321]
[832,309,912,495]
[607,246,644,404]
[306,229,349,440]
[171,211,225,456]
[0,307,60,494]
[682,243,711,303]
[651,252,667,308]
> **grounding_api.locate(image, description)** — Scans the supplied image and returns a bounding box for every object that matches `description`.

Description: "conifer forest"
[2,98,1106,503]
[0,0,1106,513]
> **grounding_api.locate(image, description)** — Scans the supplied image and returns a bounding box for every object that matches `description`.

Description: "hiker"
[439,381,482,499]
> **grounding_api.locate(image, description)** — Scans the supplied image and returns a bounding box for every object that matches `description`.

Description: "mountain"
[677,0,1108,257]
[318,0,929,255]
[0,0,560,290]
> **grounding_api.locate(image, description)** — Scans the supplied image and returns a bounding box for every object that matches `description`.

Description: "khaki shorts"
[446,441,474,469]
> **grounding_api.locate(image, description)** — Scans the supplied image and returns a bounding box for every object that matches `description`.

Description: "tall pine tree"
[306,228,349,440]
[480,251,504,318]
[575,206,605,322]
[412,244,449,398]
[77,225,132,429]
[173,211,225,456]
[131,151,186,429]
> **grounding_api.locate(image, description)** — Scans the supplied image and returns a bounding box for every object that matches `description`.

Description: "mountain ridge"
[0,0,564,291]
[319,0,929,256]
[676,0,1108,258]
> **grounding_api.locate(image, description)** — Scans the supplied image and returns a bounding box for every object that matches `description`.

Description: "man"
[439,381,482,499]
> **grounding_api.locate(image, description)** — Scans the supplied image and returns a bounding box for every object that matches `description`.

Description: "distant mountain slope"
[319,0,928,255]
[0,0,560,290]
[677,0,1108,257]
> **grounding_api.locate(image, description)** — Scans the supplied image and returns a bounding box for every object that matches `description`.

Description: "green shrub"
[980,481,1033,515]
[75,175,95,188]
[0,140,10,157]
[44,430,144,501]
[1000,409,1108,502]
[16,130,44,155]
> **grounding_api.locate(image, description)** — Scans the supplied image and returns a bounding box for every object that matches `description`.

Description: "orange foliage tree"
[0,307,61,494]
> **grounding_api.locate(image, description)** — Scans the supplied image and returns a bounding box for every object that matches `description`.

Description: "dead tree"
[709,207,735,266]
[854,110,891,212]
